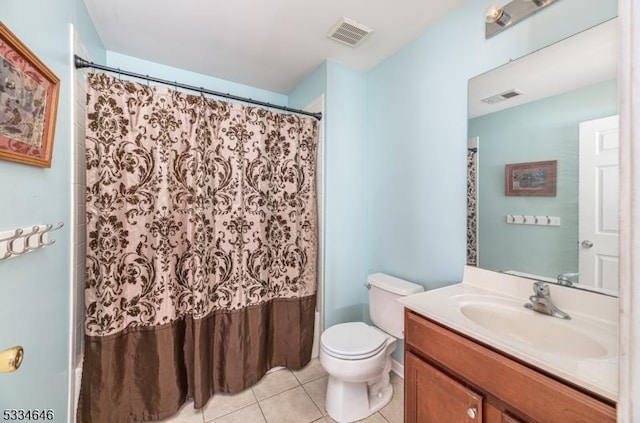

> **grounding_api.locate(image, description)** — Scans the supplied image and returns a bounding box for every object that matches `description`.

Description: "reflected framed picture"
[505,160,557,197]
[0,21,60,168]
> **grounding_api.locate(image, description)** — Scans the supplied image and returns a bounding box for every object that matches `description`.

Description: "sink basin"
[459,300,608,359]
[398,273,619,401]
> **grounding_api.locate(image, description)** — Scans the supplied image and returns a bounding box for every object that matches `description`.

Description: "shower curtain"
[78,73,318,423]
[467,148,478,266]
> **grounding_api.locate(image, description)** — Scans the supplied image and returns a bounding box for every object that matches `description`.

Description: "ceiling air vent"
[481,89,524,104]
[327,17,373,47]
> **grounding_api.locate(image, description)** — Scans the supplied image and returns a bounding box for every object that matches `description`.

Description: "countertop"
[398,266,618,401]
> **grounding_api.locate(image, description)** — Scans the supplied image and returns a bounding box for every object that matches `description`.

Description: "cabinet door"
[483,403,526,423]
[502,414,524,423]
[406,352,482,423]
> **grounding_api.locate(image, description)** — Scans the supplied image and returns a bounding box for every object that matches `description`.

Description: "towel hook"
[24,226,42,251]
[0,229,23,261]
[0,228,22,245]
[41,222,64,247]
[7,229,26,255]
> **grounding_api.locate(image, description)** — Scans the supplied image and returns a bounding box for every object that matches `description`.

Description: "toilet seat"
[321,322,388,360]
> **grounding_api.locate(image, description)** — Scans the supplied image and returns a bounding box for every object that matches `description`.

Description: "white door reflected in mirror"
[579,115,619,294]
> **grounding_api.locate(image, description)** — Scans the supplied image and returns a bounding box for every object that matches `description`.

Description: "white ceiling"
[468,18,618,119]
[83,0,467,94]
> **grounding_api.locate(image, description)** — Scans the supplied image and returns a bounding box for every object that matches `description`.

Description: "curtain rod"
[73,55,322,121]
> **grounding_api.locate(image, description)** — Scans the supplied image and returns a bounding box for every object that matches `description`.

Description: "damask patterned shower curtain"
[467,148,478,266]
[78,73,318,423]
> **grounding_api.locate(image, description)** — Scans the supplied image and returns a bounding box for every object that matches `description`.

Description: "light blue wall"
[288,62,327,110]
[323,61,369,327]
[366,0,617,290]
[0,0,104,419]
[106,52,288,106]
[289,61,369,328]
[469,79,618,279]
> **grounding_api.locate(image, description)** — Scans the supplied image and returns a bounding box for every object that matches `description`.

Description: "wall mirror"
[467,18,619,296]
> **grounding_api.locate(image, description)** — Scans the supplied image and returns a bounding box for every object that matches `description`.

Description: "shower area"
[70,46,324,423]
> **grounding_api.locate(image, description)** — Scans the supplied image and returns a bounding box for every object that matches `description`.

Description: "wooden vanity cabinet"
[406,352,483,422]
[404,310,616,423]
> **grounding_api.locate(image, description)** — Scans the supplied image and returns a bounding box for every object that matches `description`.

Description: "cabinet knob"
[467,406,477,419]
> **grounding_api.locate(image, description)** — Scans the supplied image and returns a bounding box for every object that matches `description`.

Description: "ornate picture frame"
[0,22,60,168]
[505,160,557,197]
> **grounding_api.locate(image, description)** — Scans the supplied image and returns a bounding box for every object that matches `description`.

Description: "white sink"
[458,298,608,359]
[397,267,618,401]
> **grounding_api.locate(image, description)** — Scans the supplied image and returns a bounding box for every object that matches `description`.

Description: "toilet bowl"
[320,322,396,422]
[319,273,424,423]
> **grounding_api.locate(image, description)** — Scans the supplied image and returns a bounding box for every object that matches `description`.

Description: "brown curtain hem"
[77,294,316,423]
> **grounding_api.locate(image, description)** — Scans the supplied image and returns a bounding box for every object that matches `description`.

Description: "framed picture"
[505,160,557,197]
[0,22,60,167]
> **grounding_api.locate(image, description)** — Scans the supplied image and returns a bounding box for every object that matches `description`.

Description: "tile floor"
[152,358,404,423]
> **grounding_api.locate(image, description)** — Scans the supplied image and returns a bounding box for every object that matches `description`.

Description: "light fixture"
[485,0,557,38]
[485,5,511,27]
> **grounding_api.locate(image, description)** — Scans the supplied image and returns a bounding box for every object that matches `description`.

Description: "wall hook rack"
[0,222,64,262]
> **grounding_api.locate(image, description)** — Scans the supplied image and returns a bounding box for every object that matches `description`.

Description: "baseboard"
[391,358,404,379]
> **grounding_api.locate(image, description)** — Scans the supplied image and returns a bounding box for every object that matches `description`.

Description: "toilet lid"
[321,322,388,360]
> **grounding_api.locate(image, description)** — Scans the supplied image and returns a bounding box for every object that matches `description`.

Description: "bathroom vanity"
[400,267,617,423]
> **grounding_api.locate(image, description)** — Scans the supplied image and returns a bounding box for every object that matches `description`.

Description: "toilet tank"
[368,273,424,339]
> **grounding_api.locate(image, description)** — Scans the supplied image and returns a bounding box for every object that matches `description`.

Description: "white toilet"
[319,273,424,423]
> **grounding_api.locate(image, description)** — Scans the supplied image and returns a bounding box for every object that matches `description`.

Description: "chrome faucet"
[524,281,571,320]
[557,272,579,287]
